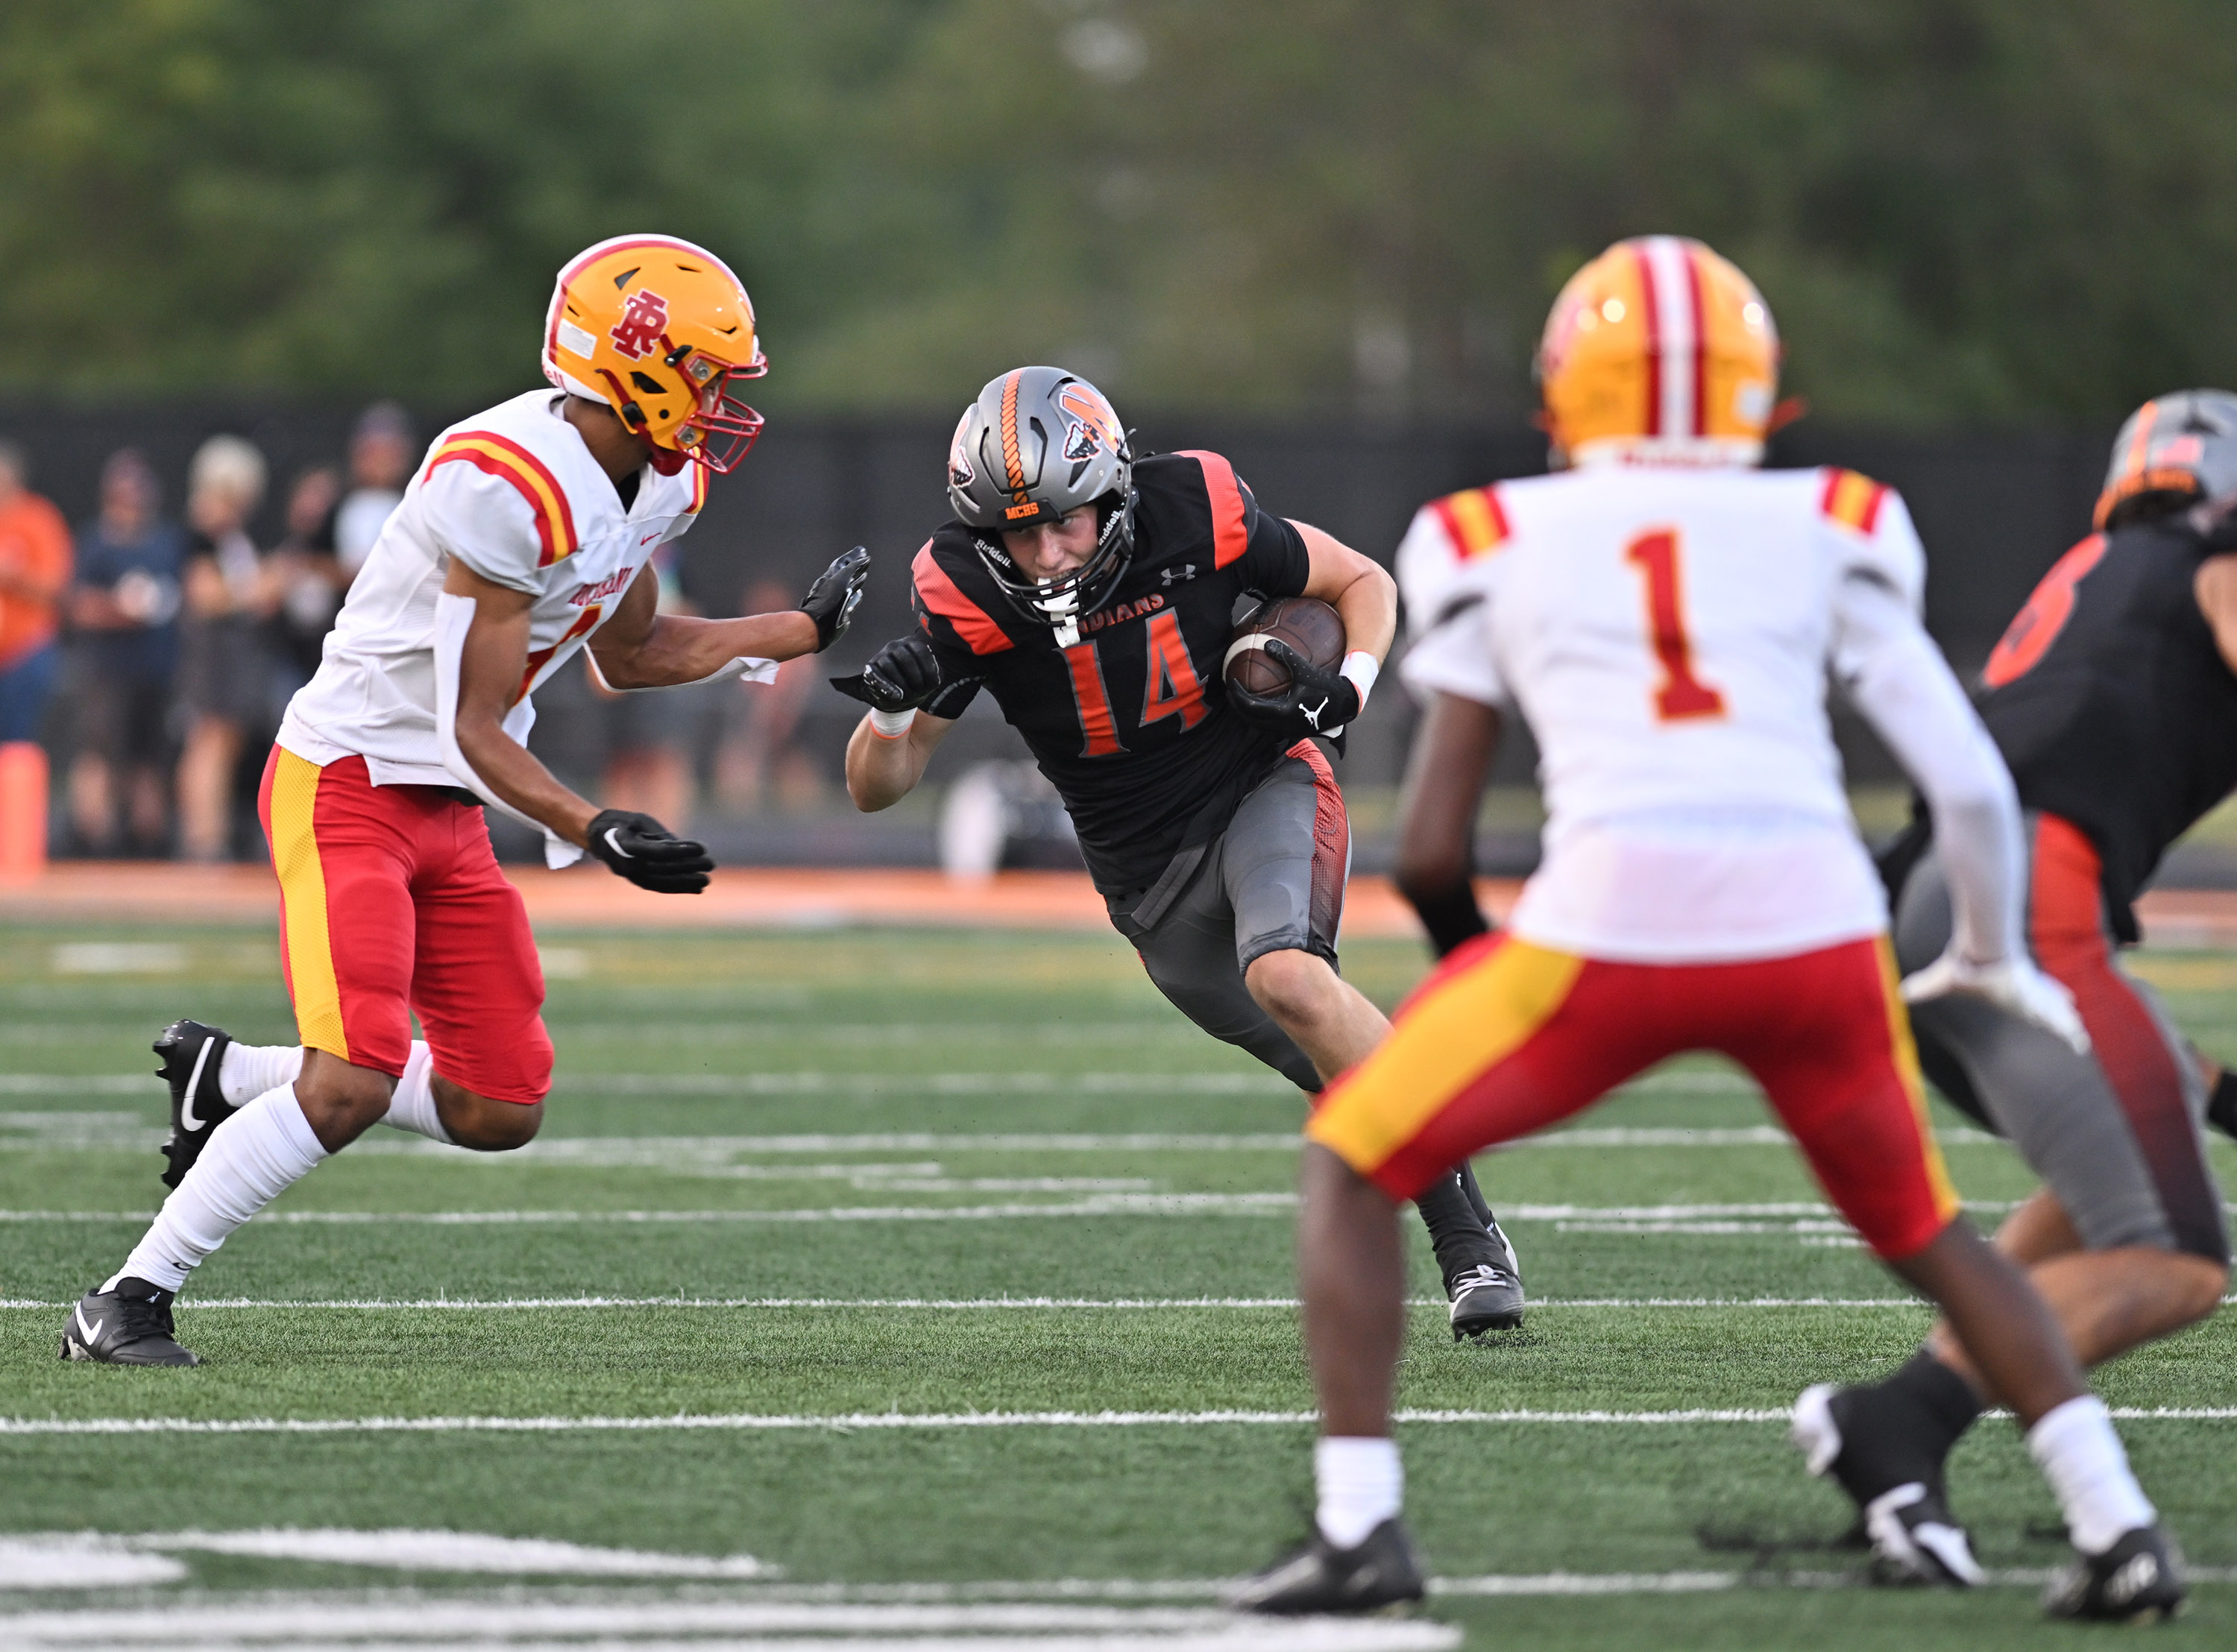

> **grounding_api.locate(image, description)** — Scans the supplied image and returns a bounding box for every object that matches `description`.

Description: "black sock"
[1404,882,1491,960]
[2209,1068,2237,1141]
[1414,1171,1494,1286]
[1455,1158,1495,1228]
[1835,1349,1984,1499]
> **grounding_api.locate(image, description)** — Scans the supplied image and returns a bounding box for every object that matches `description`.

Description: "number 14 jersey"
[1402,464,1928,962]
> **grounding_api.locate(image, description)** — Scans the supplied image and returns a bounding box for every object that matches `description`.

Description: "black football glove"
[1227,637,1362,740]
[830,631,943,713]
[799,546,870,652]
[584,809,714,894]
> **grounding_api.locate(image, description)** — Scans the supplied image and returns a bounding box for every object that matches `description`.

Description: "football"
[1223,596,1346,699]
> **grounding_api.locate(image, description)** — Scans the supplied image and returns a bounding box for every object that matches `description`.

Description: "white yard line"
[0,1293,1966,1311]
[4,1406,2232,1437]
[0,1196,1300,1225]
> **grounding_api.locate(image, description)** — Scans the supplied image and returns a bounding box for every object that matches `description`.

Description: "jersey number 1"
[1624,530,1726,721]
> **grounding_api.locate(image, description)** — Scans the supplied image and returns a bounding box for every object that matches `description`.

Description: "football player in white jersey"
[61,235,869,1368]
[1230,238,2183,1623]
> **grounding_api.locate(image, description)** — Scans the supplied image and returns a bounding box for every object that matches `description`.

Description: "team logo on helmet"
[947,410,976,489]
[1059,383,1124,458]
[609,289,670,360]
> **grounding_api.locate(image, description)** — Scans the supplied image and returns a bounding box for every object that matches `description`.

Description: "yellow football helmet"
[541,234,767,474]
[1536,236,1779,468]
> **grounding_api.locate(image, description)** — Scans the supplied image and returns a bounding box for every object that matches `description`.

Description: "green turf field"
[2,918,2233,1649]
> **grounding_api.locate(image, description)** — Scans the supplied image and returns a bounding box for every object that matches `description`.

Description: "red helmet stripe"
[1633,243,1663,437]
[1177,450,1250,567]
[1684,245,1709,438]
[912,543,1014,656]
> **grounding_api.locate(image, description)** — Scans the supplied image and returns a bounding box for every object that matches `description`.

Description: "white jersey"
[280,388,708,789]
[1400,464,1928,962]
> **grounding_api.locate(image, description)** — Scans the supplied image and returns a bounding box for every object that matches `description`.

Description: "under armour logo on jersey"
[1160,564,1198,587]
[609,289,670,359]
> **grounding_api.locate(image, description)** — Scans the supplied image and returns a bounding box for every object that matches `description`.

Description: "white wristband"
[1338,651,1381,710]
[869,707,916,739]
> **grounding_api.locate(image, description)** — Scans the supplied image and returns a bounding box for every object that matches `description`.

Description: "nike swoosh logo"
[179,1036,216,1132]
[75,1305,104,1344]
[641,532,661,545]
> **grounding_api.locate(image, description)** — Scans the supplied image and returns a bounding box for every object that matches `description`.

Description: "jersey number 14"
[1063,610,1207,757]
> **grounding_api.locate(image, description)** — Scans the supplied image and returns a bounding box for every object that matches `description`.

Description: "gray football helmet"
[947,366,1136,631]
[2096,389,2237,530]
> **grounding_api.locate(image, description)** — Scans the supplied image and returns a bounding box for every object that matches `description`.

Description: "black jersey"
[911,450,1312,894]
[1977,517,2237,923]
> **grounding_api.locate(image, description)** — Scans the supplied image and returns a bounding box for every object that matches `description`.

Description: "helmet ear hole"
[629,371,665,395]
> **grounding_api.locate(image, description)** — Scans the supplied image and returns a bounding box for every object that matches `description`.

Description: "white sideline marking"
[0,1597,1458,1649]
[0,1291,1955,1312]
[0,1536,184,1589]
[48,943,186,974]
[135,1527,774,1577]
[0,1196,1300,1226]
[6,1406,2233,1439]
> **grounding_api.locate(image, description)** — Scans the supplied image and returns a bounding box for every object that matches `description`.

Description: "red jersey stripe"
[912,543,1013,656]
[1176,450,1250,568]
[425,432,580,567]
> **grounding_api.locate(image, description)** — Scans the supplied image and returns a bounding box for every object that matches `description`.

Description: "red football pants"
[258,747,553,1103]
[1309,932,1961,1260]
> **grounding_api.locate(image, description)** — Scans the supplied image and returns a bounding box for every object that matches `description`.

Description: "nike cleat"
[1224,1518,1426,1615]
[155,1018,235,1191]
[1444,1219,1525,1338]
[1792,1384,1979,1586]
[59,1280,200,1366]
[2043,1525,2186,1623]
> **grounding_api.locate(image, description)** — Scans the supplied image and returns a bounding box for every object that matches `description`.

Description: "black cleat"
[1791,1384,1980,1585]
[58,1279,200,1366]
[155,1018,236,1191]
[1224,1518,1426,1615]
[1444,1217,1525,1338]
[2043,1524,2186,1623]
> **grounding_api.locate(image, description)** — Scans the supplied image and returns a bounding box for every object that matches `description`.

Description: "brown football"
[1224,596,1347,699]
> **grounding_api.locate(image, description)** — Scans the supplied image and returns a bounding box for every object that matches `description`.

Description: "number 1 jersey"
[911,451,1310,895]
[1401,464,1927,962]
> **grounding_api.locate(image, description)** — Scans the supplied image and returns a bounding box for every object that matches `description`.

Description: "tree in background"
[1,0,2231,426]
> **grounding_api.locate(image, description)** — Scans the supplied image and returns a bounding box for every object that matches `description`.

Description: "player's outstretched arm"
[590,548,867,690]
[837,633,957,811]
[1394,691,1502,957]
[444,559,606,848]
[1831,573,2088,1053]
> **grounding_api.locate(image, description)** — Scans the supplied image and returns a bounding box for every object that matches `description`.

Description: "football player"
[834,365,1523,1328]
[61,234,869,1366]
[1230,238,2180,1624]
[1797,391,2236,1599]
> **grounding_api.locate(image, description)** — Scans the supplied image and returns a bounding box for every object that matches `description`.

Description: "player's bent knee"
[1245,947,1337,1027]
[2168,1252,2230,1322]
[294,1049,397,1147]
[432,1077,544,1153]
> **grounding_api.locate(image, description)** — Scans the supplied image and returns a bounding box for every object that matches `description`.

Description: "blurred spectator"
[0,441,72,747]
[267,465,344,697]
[322,401,415,580]
[66,449,185,855]
[176,435,274,862]
[714,576,827,813]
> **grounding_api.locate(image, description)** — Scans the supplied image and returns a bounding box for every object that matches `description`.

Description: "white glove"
[1900,950,2091,1056]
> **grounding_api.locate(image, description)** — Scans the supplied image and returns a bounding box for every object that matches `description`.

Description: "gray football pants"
[1893,827,2228,1264]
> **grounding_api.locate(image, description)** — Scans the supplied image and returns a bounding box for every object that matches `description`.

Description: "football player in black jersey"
[1805,391,2235,1605]
[834,366,1523,1328]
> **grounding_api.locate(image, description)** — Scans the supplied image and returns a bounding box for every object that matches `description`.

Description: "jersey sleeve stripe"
[912,543,1014,655]
[687,460,710,515]
[1818,467,1889,536]
[1175,450,1250,568]
[1429,486,1511,559]
[426,433,582,567]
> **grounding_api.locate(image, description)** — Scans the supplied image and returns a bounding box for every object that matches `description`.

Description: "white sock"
[105,1082,329,1293]
[379,1042,453,1144]
[1315,1435,1403,1549]
[2028,1396,2156,1554]
[218,1041,303,1108]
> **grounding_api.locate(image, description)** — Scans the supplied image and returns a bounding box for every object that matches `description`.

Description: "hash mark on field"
[7,1406,2233,1437]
